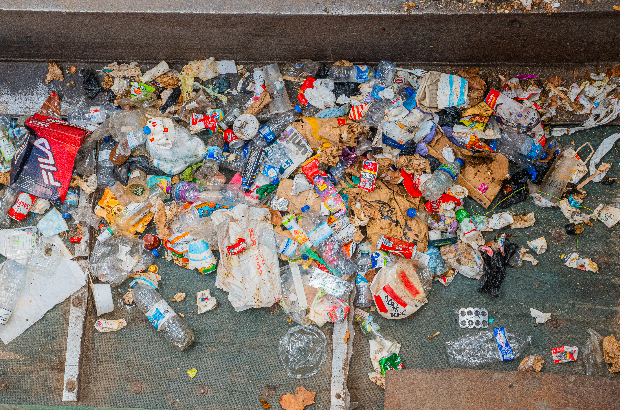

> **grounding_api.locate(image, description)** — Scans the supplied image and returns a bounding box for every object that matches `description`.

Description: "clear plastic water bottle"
[407,208,458,233]
[67,105,115,130]
[328,65,376,83]
[97,136,117,188]
[195,132,225,184]
[300,205,333,246]
[0,131,16,162]
[263,63,292,115]
[0,260,29,325]
[132,282,195,351]
[171,181,254,207]
[377,61,397,86]
[354,243,373,307]
[61,188,80,219]
[354,310,398,351]
[496,127,545,167]
[420,158,464,201]
[0,186,19,228]
[109,111,149,165]
[257,109,299,144]
[446,328,530,366]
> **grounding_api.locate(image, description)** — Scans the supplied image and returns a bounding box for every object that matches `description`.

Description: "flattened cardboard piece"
[346,181,427,253]
[425,132,509,208]
[293,116,360,151]
[275,178,322,213]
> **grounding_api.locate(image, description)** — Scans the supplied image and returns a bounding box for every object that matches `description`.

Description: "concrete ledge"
[1,10,620,64]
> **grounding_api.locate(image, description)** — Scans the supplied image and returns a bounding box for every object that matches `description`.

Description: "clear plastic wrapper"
[446,328,530,367]
[278,325,327,379]
[308,267,353,299]
[90,235,141,285]
[370,259,429,319]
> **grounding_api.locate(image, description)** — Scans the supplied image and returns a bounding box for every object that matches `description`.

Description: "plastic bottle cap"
[407,208,417,218]
[294,106,302,114]
[152,249,160,257]
[143,126,151,135]
[104,136,109,142]
[455,158,464,167]
[302,254,309,260]
[455,208,469,222]
[62,213,71,219]
[301,205,310,212]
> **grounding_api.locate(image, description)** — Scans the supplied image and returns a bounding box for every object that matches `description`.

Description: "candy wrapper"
[552,346,578,363]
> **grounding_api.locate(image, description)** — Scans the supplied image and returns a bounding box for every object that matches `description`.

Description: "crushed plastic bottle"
[97,136,117,188]
[420,158,464,201]
[328,65,376,83]
[445,328,530,367]
[132,282,195,350]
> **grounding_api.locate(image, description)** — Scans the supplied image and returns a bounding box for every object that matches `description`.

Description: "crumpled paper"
[530,308,552,324]
[197,289,217,313]
[95,319,127,332]
[511,213,536,229]
[603,334,620,373]
[518,355,544,372]
[563,252,598,273]
[527,237,547,255]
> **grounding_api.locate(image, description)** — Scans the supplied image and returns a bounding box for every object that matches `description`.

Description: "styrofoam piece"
[92,283,114,316]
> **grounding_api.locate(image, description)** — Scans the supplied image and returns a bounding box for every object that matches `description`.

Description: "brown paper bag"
[293,116,360,151]
[425,132,509,208]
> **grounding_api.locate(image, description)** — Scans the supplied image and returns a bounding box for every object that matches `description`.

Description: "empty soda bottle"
[132,282,195,350]
[420,158,464,201]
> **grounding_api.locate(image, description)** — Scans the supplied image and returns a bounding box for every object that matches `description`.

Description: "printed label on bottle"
[0,307,12,325]
[356,65,370,82]
[145,300,176,330]
[89,106,103,123]
[493,327,515,361]
[10,233,36,250]
[126,131,141,149]
[306,221,333,245]
[204,146,223,162]
[98,149,111,162]
[0,137,16,161]
[258,124,277,143]
[278,237,298,258]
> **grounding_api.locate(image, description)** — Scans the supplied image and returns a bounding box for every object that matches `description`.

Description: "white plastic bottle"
[420,158,464,201]
[0,260,29,325]
[132,282,195,350]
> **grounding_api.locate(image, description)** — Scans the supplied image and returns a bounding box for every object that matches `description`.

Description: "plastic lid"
[152,249,160,257]
[143,126,151,135]
[455,158,464,167]
[104,136,109,142]
[301,205,310,212]
[407,208,417,218]
[61,213,71,219]
[302,254,309,260]
[294,105,302,113]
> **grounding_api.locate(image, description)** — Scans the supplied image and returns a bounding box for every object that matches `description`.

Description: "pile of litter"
[0,59,619,407]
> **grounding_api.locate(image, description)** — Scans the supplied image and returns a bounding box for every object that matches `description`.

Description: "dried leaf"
[171,292,186,302]
[279,386,316,410]
[260,398,272,409]
[45,61,64,84]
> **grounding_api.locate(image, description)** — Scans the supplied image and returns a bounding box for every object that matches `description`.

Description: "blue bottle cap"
[62,213,71,219]
[104,136,109,142]
[407,208,417,218]
[455,158,464,167]
[143,126,151,135]
[302,254,309,260]
[152,249,159,257]
[294,105,302,114]
[301,205,310,212]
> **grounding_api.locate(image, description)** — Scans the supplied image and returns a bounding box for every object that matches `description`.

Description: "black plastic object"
[427,156,441,173]
[564,223,584,235]
[160,87,181,113]
[81,69,102,99]
[333,82,360,98]
[315,63,329,79]
[497,169,529,209]
[601,176,616,185]
[113,156,169,185]
[477,241,520,297]
[213,75,230,93]
[437,107,462,128]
